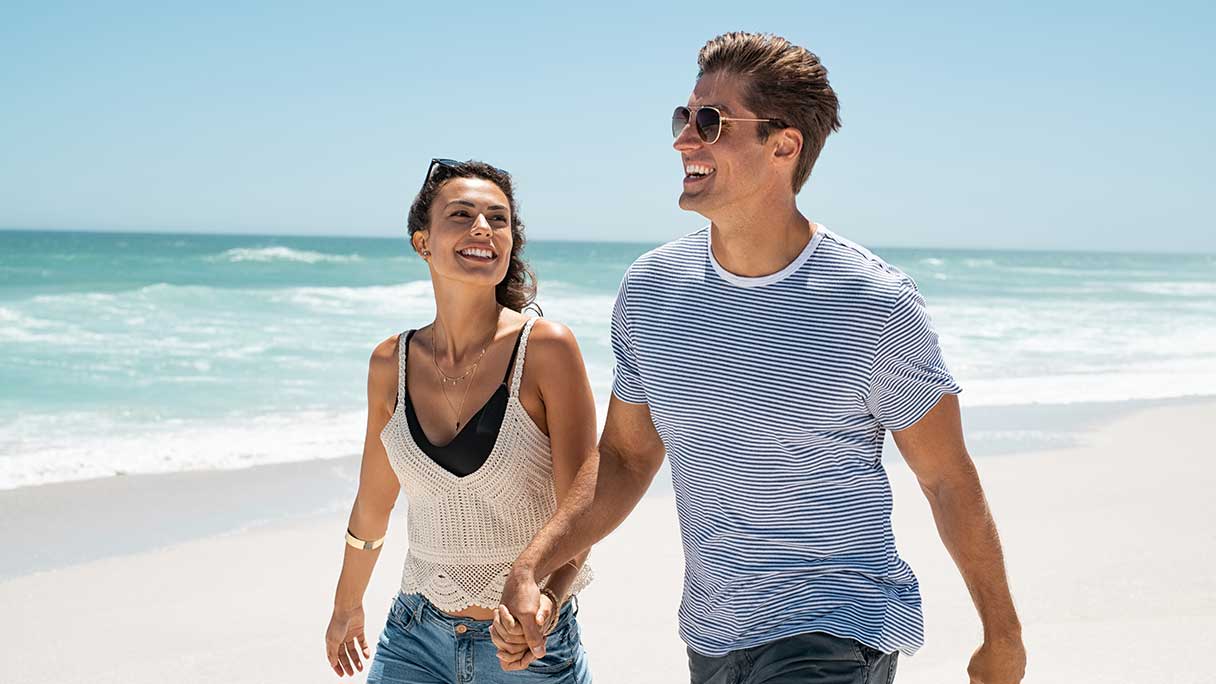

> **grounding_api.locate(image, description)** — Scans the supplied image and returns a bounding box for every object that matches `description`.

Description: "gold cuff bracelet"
[345,529,384,551]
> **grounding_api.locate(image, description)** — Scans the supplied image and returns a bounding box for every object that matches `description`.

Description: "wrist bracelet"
[345,528,384,551]
[540,587,563,634]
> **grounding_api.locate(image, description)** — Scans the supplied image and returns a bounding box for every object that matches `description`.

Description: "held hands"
[325,605,371,677]
[967,635,1027,684]
[490,571,555,671]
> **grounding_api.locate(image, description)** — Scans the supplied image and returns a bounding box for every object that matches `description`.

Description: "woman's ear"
[411,231,430,259]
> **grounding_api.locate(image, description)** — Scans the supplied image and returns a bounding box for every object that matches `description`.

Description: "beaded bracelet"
[540,587,563,634]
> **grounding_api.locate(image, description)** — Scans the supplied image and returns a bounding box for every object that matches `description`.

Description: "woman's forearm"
[540,549,590,602]
[332,499,393,613]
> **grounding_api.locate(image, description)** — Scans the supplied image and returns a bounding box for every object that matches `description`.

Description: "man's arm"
[893,393,1026,684]
[500,394,666,657]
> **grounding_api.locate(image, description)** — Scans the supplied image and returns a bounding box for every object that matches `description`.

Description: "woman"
[325,159,596,683]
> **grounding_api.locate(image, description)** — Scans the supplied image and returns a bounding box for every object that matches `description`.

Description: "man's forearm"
[922,462,1021,637]
[516,443,658,580]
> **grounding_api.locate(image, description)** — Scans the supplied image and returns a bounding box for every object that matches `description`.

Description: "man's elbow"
[598,442,663,496]
[916,452,983,505]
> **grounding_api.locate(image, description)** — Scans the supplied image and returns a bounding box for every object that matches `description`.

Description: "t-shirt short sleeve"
[866,281,961,431]
[610,274,648,405]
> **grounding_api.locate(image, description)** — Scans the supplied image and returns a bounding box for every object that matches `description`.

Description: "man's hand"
[490,592,555,671]
[967,635,1026,683]
[496,566,547,661]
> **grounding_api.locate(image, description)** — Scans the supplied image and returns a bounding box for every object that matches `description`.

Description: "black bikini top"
[401,327,525,477]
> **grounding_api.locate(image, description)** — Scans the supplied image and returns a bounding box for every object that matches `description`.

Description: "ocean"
[2,229,1214,490]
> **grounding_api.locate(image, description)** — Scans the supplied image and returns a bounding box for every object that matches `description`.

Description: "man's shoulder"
[623,227,709,285]
[815,228,917,300]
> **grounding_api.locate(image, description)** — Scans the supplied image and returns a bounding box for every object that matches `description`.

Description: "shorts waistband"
[391,591,579,637]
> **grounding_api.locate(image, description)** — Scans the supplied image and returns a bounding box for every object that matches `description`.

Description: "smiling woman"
[407,159,538,313]
[323,159,596,683]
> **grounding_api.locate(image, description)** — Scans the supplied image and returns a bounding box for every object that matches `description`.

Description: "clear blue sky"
[2,1,1212,251]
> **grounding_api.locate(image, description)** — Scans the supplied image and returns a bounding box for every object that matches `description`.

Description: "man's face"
[673,71,775,218]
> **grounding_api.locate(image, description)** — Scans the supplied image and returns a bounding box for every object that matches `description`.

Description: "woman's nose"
[471,214,492,234]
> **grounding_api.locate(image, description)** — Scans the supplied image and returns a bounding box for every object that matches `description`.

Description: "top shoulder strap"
[396,330,414,410]
[508,318,539,396]
[500,324,528,385]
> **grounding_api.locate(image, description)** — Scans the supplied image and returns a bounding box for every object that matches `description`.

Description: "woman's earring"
[421,250,431,258]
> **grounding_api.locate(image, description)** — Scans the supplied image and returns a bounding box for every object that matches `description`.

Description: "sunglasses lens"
[694,108,721,143]
[671,107,691,138]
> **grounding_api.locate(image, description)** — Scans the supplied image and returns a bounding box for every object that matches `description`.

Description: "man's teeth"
[459,248,495,259]
[685,164,714,177]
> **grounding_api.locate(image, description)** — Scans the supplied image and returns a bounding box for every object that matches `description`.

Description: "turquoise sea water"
[2,229,1214,489]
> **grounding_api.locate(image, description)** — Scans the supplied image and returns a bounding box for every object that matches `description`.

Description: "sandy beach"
[3,398,1213,684]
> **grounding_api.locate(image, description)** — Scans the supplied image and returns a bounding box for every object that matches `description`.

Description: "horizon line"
[1,225,1210,259]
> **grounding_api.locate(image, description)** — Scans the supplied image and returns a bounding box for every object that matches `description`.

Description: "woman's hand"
[325,605,371,677]
[490,592,555,671]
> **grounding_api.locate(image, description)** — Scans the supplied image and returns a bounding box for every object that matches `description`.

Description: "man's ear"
[773,127,803,165]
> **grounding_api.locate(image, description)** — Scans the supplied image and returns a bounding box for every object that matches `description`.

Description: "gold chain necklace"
[430,321,496,430]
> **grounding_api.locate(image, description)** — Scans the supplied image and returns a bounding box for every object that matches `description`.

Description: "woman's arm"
[529,320,597,597]
[325,336,404,677]
[493,320,598,669]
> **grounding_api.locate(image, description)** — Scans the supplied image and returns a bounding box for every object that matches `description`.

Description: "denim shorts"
[688,631,898,684]
[367,592,592,683]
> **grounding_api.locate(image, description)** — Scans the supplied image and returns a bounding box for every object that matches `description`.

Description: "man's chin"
[678,191,705,211]
[678,191,716,218]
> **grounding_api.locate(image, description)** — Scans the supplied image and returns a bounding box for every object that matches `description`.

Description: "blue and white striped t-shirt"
[610,225,960,657]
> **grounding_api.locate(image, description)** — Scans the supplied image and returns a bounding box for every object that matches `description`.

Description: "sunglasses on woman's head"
[671,106,784,145]
[421,158,510,192]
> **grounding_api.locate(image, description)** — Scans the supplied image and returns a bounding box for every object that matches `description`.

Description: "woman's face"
[414,177,514,290]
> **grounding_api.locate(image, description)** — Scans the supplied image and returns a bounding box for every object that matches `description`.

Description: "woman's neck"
[430,283,503,364]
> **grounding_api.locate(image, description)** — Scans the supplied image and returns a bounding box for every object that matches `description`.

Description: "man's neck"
[708,196,815,279]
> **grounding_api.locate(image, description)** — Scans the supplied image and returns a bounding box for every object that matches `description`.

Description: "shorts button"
[455,624,468,635]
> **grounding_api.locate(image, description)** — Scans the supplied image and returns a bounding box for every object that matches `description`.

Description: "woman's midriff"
[444,605,496,620]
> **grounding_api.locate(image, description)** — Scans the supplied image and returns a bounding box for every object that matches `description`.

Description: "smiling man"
[497,32,1026,684]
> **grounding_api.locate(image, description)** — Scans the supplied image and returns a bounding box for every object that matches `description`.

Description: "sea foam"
[212,246,363,264]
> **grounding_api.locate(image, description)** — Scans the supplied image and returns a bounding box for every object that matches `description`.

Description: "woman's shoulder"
[367,330,408,387]
[522,317,583,372]
[525,317,578,348]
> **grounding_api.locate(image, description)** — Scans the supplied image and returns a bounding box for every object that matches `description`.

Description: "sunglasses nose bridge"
[673,110,705,150]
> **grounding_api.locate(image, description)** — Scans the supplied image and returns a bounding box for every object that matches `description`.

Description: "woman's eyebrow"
[444,199,508,211]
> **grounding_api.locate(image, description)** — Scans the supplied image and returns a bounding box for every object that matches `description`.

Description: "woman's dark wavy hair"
[407,160,538,313]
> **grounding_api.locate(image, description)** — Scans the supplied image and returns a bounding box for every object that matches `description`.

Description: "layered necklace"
[430,317,498,431]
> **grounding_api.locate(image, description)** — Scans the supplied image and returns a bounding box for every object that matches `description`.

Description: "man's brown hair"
[697,32,841,192]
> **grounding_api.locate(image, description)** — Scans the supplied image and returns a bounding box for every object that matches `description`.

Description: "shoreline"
[3,394,1209,580]
[3,398,1214,682]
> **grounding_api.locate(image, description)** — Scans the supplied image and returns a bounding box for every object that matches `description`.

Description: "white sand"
[3,400,1213,683]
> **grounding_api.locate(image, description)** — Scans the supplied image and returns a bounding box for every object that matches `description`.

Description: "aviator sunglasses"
[671,106,785,145]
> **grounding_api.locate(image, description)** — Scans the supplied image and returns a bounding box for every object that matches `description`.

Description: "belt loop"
[413,594,428,625]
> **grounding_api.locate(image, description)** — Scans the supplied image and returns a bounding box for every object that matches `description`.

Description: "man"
[492,32,1026,684]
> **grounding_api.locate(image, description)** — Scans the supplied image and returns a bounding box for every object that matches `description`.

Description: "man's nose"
[673,119,702,152]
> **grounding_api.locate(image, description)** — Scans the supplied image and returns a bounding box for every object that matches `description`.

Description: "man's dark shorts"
[687,632,898,684]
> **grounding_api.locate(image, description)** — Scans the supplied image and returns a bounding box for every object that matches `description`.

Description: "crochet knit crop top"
[378,318,593,611]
